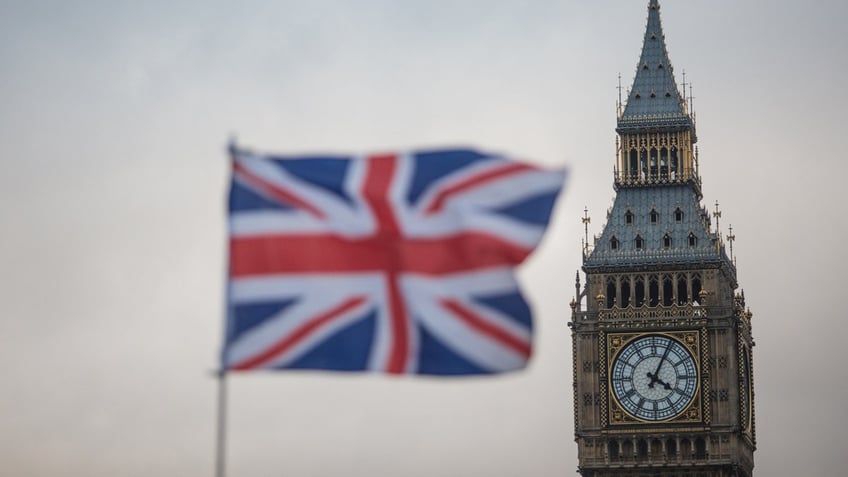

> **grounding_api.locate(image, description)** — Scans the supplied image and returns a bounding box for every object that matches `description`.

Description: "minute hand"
[654,342,672,377]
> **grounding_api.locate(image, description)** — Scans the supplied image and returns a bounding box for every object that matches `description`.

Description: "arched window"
[650,209,659,223]
[677,274,689,304]
[663,275,674,306]
[660,147,669,178]
[670,146,679,178]
[640,149,648,179]
[608,440,620,460]
[606,277,617,308]
[650,148,658,179]
[635,276,645,307]
[622,440,634,458]
[629,149,638,178]
[637,439,648,459]
[649,275,659,307]
[651,439,663,457]
[681,438,691,456]
[621,277,631,307]
[694,438,707,459]
[692,275,702,305]
[610,236,619,250]
[625,210,634,224]
[635,235,644,250]
[675,207,684,222]
[607,277,617,308]
[688,232,697,247]
[666,438,677,457]
[663,233,672,248]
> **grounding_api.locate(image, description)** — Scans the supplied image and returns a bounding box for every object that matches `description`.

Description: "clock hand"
[652,341,673,380]
[647,343,674,389]
[646,372,673,391]
[646,371,659,388]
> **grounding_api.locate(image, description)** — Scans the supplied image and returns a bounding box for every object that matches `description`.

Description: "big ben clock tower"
[569,1,755,476]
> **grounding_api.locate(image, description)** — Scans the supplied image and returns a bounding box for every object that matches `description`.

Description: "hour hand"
[646,371,658,388]
[647,372,672,390]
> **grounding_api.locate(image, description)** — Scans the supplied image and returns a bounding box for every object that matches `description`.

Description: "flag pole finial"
[227,134,239,156]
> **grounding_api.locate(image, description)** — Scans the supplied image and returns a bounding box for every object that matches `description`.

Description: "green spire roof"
[618,0,691,131]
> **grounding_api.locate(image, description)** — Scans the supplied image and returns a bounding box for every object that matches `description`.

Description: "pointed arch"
[635,275,645,307]
[650,147,659,179]
[670,146,679,178]
[606,276,617,308]
[621,276,631,307]
[629,149,639,178]
[663,274,674,306]
[648,274,659,307]
[677,273,689,304]
[692,273,702,305]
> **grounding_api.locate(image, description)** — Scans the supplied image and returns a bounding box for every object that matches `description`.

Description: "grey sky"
[1,0,846,475]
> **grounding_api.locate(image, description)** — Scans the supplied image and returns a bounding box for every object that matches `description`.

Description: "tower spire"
[613,0,699,191]
[618,0,689,130]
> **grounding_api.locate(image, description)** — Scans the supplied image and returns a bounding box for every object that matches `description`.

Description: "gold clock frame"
[601,329,708,426]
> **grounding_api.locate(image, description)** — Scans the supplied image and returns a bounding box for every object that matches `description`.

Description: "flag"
[224,146,566,375]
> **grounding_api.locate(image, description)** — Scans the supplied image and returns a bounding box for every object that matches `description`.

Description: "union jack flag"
[224,146,565,375]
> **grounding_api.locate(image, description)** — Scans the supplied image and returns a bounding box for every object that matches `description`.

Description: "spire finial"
[713,201,722,236]
[617,73,623,117]
[582,207,592,256]
[727,224,736,265]
[688,82,695,122]
[227,134,239,156]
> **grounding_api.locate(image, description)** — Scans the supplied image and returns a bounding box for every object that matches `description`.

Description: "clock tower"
[569,1,755,476]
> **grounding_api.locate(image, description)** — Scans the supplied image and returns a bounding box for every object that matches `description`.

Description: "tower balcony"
[613,171,701,196]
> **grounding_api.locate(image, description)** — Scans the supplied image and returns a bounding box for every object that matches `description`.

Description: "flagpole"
[215,370,228,477]
[218,136,236,477]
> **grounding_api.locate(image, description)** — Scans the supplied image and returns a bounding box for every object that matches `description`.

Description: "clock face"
[610,335,698,421]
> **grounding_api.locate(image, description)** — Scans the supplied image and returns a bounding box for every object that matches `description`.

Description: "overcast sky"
[2,1,847,475]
